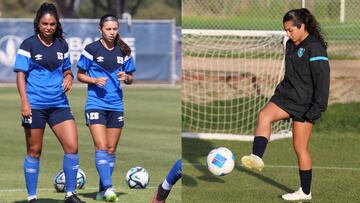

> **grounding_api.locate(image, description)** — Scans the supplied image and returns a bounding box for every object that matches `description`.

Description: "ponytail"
[115,34,131,56]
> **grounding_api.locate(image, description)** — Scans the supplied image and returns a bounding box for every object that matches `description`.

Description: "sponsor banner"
[0,19,177,82]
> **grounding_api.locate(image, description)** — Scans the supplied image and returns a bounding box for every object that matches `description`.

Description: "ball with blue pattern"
[206,147,235,176]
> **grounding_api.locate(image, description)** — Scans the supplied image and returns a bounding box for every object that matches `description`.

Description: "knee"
[107,147,117,154]
[27,148,42,158]
[293,143,309,156]
[258,109,271,124]
[64,145,78,154]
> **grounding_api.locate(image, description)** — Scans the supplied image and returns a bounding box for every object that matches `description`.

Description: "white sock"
[66,192,74,197]
[28,195,37,201]
[161,179,173,191]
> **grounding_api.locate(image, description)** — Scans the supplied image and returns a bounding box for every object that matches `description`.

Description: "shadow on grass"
[79,191,127,200]
[236,164,293,193]
[182,138,225,185]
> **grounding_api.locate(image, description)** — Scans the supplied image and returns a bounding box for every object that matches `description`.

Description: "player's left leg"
[153,159,182,203]
[100,128,121,202]
[97,111,123,202]
[282,121,313,201]
[50,108,84,203]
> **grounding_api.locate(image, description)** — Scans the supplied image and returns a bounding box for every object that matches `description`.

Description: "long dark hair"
[283,8,327,49]
[99,14,131,56]
[34,2,63,40]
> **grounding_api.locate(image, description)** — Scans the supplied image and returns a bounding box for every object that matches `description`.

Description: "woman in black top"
[241,8,330,201]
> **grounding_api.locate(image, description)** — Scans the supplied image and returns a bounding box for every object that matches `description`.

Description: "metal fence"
[182,0,360,59]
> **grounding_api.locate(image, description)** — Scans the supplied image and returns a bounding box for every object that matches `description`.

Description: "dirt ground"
[182,57,360,104]
[328,60,360,104]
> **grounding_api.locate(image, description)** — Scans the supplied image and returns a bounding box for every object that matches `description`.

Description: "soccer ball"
[53,168,86,192]
[76,168,86,189]
[206,147,235,176]
[125,166,149,189]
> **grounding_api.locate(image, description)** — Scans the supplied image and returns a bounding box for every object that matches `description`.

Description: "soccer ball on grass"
[206,147,235,176]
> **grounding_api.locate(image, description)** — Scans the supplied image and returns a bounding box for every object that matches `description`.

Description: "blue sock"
[162,159,182,190]
[63,153,79,193]
[108,153,116,176]
[95,150,112,190]
[99,153,116,192]
[24,155,40,196]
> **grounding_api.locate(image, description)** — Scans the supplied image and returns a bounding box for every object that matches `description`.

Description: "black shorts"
[85,109,124,128]
[269,97,312,123]
[290,114,307,123]
[22,108,74,129]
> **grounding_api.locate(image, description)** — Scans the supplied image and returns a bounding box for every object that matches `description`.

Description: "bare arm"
[16,72,31,117]
[62,69,74,93]
[77,69,108,86]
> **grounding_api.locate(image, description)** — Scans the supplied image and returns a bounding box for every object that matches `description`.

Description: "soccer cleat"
[95,191,105,201]
[152,184,170,203]
[282,187,312,201]
[241,154,265,171]
[64,193,86,203]
[28,198,37,203]
[104,188,118,202]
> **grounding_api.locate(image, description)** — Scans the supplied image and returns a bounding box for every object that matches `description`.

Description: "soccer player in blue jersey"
[241,8,330,201]
[152,159,182,203]
[14,3,85,203]
[76,14,135,202]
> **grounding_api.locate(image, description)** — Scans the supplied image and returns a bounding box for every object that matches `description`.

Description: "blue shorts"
[85,109,124,128]
[22,108,74,129]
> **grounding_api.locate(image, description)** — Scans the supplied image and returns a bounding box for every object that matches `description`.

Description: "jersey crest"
[297,47,305,58]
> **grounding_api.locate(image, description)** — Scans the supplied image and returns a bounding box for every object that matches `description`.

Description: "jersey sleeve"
[123,55,136,73]
[77,46,93,71]
[62,41,72,71]
[14,41,31,73]
[304,43,330,121]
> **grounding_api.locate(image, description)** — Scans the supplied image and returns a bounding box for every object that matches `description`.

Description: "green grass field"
[0,86,181,203]
[182,103,360,202]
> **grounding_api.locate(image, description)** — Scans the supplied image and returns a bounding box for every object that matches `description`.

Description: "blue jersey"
[14,35,71,109]
[77,40,136,111]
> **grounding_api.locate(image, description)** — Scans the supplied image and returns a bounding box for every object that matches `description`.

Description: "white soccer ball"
[125,166,149,189]
[206,147,235,176]
[53,168,86,192]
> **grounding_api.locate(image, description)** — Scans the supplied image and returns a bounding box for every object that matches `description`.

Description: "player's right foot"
[152,184,170,203]
[282,187,312,201]
[241,154,265,171]
[104,188,118,202]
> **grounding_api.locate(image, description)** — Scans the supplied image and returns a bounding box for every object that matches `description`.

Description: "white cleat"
[282,187,312,201]
[104,188,118,202]
[241,154,265,171]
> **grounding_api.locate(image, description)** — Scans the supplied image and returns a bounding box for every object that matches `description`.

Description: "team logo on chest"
[297,47,305,58]
[96,56,104,62]
[117,56,124,64]
[34,54,43,60]
[57,52,63,60]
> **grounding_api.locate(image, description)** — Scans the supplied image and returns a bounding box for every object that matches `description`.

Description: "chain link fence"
[182,0,360,59]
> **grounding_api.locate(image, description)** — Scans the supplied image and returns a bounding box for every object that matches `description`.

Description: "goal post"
[182,29,292,141]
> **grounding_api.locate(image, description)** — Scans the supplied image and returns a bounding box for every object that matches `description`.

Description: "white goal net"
[182,29,292,141]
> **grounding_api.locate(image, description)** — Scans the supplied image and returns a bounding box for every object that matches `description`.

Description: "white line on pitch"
[183,162,360,171]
